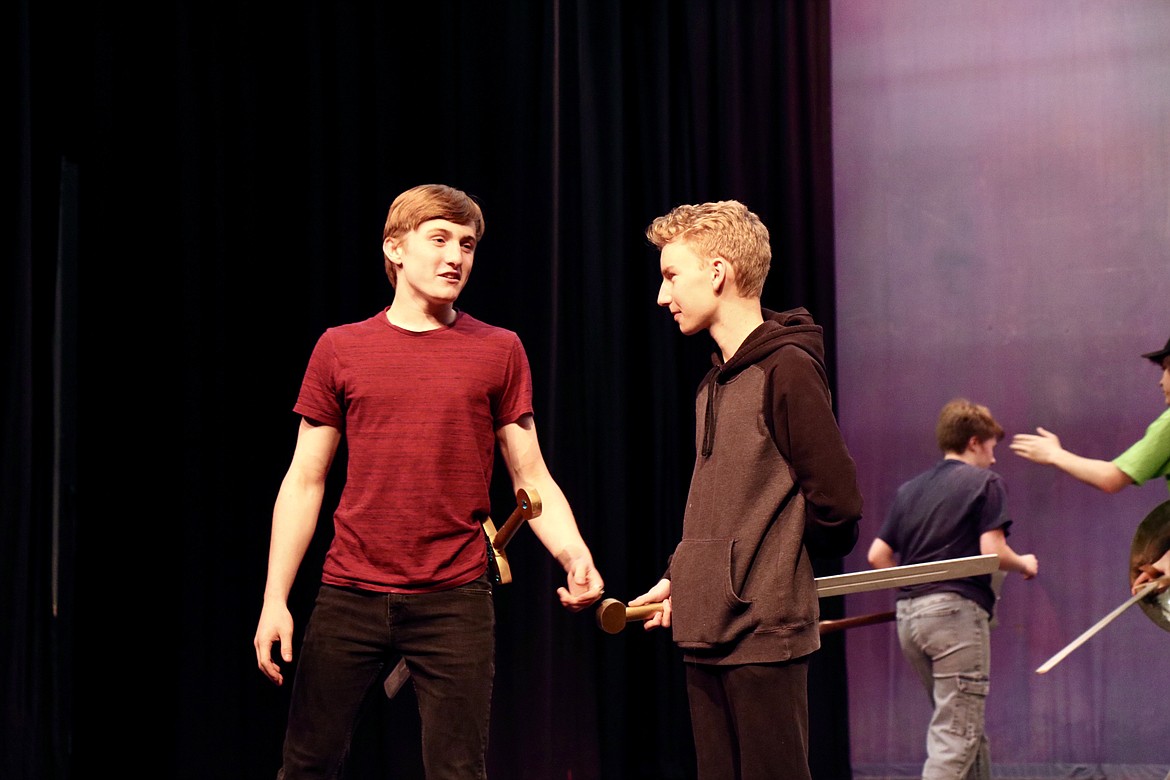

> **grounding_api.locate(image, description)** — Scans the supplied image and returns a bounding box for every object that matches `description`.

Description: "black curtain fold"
[12,2,847,778]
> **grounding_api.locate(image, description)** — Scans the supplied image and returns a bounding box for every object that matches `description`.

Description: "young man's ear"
[709,256,728,292]
[965,435,981,453]
[383,237,400,263]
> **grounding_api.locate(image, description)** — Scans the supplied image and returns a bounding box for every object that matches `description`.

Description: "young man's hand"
[629,579,672,630]
[1132,550,1170,596]
[556,555,605,611]
[254,601,295,686]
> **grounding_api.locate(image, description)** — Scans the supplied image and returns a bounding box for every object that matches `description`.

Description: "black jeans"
[278,577,495,780]
[685,658,811,780]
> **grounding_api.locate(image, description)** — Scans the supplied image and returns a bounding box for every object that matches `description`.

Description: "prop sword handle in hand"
[1035,576,1168,675]
[597,603,902,636]
[595,599,665,633]
[383,488,541,699]
[596,555,1000,634]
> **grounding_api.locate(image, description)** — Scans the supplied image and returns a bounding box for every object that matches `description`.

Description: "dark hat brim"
[1141,336,1170,364]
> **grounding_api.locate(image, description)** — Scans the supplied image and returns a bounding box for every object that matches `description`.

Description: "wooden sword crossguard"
[383,488,541,699]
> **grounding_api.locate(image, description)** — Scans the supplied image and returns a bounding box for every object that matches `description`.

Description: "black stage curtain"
[11,2,849,778]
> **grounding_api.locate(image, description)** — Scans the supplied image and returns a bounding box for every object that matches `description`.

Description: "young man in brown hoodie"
[630,199,863,780]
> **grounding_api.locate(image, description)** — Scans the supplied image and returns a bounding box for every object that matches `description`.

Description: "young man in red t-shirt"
[253,183,605,779]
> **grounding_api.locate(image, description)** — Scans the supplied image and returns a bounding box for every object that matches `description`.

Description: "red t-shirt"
[294,308,534,592]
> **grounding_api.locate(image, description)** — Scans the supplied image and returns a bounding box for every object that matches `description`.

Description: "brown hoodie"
[664,307,863,664]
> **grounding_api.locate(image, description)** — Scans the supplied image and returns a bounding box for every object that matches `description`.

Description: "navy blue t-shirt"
[877,459,1010,616]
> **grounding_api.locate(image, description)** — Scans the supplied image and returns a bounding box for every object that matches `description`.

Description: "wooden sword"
[596,554,999,634]
[383,488,541,699]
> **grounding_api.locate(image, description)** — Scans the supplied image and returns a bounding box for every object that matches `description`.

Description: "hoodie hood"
[699,307,826,457]
[712,307,826,381]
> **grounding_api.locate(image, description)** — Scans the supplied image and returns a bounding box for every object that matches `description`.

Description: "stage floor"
[853,765,1170,780]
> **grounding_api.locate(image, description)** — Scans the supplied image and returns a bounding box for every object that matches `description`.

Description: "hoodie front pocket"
[670,538,752,648]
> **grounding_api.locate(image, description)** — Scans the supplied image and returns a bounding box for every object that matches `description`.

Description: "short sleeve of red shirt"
[292,309,534,592]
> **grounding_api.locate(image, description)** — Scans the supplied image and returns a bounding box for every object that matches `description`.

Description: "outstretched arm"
[496,414,604,611]
[980,527,1038,579]
[1009,427,1133,494]
[253,417,340,685]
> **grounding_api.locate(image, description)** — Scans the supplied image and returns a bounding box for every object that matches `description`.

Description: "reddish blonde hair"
[382,184,485,287]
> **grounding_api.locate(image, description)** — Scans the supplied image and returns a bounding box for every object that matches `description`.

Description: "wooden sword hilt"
[595,598,665,634]
[481,488,542,585]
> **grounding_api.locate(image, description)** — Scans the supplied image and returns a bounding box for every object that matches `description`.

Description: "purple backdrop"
[830,1,1170,775]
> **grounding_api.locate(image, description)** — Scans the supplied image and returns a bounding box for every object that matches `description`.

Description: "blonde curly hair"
[645,200,771,297]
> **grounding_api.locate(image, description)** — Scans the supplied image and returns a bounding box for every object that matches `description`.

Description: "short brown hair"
[382,184,485,287]
[645,200,771,297]
[935,398,1005,454]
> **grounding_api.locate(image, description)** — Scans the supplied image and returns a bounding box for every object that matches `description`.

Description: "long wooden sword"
[596,553,999,633]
